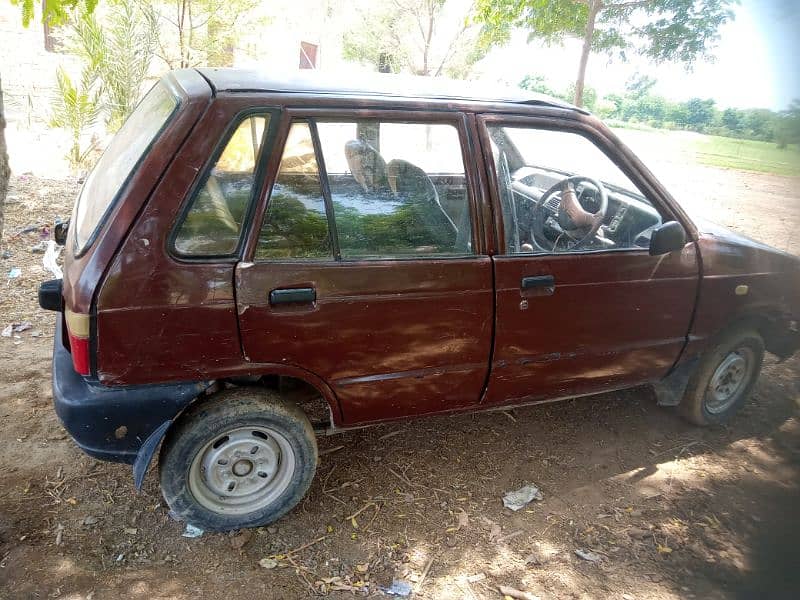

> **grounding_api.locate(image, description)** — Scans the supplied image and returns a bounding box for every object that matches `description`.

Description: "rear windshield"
[72,82,179,253]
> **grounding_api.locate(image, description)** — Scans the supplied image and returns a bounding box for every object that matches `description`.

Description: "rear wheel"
[679,327,764,426]
[159,389,317,531]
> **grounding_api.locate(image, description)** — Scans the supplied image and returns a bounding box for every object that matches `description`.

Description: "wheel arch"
[717,310,789,358]
[132,364,341,490]
[657,311,775,408]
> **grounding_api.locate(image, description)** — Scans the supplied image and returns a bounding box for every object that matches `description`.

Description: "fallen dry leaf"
[657,544,673,555]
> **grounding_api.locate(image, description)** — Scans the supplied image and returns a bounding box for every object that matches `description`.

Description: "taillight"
[65,309,91,376]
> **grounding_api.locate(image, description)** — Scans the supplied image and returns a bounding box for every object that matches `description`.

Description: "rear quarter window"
[72,83,179,254]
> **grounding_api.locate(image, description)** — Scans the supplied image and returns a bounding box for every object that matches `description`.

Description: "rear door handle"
[521,275,555,290]
[269,287,316,305]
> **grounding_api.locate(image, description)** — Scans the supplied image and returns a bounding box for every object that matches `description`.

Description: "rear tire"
[679,327,764,426]
[159,388,318,531]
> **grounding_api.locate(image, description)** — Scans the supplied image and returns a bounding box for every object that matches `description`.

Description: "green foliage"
[520,71,795,148]
[259,189,459,259]
[519,74,558,97]
[343,0,486,77]
[342,9,408,74]
[98,1,159,130]
[49,1,158,166]
[63,2,158,130]
[625,74,657,99]
[519,74,597,111]
[11,0,98,27]
[49,65,102,166]
[476,0,737,105]
[479,0,730,56]
[776,100,800,148]
[684,97,716,129]
[142,0,257,69]
[476,0,586,48]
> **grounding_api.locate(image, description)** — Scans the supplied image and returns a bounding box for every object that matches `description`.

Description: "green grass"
[691,135,800,177]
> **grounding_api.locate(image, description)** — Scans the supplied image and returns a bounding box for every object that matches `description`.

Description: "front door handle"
[269,287,316,305]
[521,275,555,290]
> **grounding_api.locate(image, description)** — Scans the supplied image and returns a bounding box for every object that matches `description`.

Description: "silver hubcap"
[705,347,754,414]
[188,426,295,515]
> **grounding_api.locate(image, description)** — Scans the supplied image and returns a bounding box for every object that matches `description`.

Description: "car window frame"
[168,106,282,262]
[243,107,486,263]
[477,113,684,257]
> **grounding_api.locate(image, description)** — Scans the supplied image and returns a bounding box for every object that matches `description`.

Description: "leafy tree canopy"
[343,0,486,78]
[477,0,737,63]
[11,0,99,27]
[476,0,737,106]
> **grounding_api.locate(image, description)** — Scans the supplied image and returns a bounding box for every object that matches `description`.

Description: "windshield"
[73,82,179,253]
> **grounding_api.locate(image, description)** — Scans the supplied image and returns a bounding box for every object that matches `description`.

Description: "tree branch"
[604,0,649,9]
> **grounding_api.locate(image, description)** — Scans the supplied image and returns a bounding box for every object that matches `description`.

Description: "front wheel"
[159,389,318,531]
[679,327,764,426]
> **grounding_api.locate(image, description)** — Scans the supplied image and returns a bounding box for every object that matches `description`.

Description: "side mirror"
[54,219,70,246]
[649,221,686,256]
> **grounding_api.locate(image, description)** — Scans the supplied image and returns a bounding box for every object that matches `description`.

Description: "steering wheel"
[530,175,608,251]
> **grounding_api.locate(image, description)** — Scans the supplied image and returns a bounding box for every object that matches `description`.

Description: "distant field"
[689,135,799,177]
[611,123,800,177]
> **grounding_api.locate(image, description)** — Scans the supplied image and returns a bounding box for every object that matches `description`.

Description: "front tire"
[159,388,318,531]
[679,327,764,426]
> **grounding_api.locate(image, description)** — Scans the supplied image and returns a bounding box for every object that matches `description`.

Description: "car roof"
[195,68,584,113]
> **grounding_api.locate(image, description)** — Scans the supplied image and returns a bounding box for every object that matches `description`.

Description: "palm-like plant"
[49,1,159,167]
[101,1,159,130]
[50,65,102,167]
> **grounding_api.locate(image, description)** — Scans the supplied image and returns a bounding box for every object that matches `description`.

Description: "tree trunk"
[0,75,10,243]
[43,0,55,52]
[574,1,599,107]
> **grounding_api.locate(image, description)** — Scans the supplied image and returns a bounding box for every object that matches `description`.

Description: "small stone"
[575,548,602,562]
[124,527,138,535]
[524,553,541,566]
[267,525,279,534]
[82,515,99,526]
[259,558,278,569]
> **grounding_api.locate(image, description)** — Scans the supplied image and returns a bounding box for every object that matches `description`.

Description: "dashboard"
[509,166,662,250]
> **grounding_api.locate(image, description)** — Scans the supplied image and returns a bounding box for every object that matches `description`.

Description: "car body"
[40,69,800,529]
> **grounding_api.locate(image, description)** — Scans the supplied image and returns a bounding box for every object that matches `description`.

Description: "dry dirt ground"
[1,154,799,600]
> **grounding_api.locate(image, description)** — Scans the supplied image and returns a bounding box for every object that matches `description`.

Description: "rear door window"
[73,83,179,253]
[255,117,473,260]
[256,121,333,259]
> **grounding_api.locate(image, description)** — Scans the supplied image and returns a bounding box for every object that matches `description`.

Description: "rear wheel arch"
[133,367,339,490]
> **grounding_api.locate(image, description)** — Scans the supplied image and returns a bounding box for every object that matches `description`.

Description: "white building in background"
[234,0,370,76]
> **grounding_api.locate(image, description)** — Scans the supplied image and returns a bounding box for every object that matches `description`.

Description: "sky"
[474,0,799,111]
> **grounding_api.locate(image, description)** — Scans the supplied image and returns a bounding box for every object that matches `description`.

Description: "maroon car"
[39,69,799,531]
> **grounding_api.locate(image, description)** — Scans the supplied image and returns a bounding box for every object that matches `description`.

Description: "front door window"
[488,126,662,255]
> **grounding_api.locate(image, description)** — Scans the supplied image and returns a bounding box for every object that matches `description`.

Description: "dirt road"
[0,157,798,599]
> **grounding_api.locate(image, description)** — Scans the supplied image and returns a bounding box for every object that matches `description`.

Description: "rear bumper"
[52,317,208,464]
